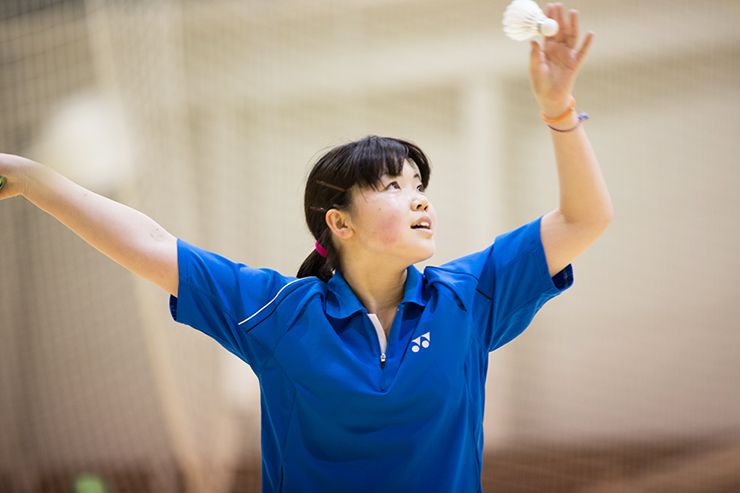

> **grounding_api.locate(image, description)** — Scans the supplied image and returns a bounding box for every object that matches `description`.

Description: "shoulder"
[237,276,326,332]
[175,238,327,329]
[421,217,548,311]
[423,262,484,313]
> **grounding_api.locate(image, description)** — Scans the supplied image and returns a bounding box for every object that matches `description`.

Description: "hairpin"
[316,180,346,193]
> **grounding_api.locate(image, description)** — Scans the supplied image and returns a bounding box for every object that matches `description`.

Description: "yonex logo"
[411,332,430,353]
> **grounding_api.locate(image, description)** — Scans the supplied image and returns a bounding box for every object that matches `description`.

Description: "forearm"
[23,161,179,296]
[526,5,610,275]
[538,106,613,276]
[547,110,613,227]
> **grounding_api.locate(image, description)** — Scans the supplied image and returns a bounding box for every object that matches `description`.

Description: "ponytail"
[297,250,333,283]
[297,230,337,283]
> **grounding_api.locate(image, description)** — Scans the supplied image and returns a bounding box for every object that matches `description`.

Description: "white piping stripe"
[238,278,304,326]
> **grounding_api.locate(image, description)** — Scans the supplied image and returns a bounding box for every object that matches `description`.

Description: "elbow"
[589,207,613,242]
[601,203,614,230]
[586,196,614,232]
[590,205,613,237]
[581,207,613,248]
[560,202,613,232]
[604,200,615,227]
[563,205,613,240]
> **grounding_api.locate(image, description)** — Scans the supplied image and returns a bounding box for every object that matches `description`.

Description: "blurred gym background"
[1,0,739,491]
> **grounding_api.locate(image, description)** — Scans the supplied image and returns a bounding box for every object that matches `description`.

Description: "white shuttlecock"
[502,0,559,41]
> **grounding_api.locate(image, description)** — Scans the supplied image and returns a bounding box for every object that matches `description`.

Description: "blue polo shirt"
[170,217,572,492]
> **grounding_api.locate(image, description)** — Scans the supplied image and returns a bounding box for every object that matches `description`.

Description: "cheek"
[367,206,406,247]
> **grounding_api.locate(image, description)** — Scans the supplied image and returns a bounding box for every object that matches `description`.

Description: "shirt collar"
[325,265,427,320]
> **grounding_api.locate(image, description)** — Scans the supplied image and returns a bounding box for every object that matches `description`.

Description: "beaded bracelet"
[548,111,589,133]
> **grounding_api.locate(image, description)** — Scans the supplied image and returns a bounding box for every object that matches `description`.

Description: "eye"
[416,184,425,193]
[386,181,400,190]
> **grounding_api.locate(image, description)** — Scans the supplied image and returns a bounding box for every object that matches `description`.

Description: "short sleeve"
[429,217,573,352]
[169,239,293,368]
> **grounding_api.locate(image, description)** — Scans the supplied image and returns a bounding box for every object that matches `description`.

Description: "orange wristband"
[541,97,576,124]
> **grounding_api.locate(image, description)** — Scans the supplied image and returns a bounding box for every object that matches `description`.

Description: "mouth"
[411,219,432,231]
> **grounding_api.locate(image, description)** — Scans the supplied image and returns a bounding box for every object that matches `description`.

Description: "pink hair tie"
[314,241,328,258]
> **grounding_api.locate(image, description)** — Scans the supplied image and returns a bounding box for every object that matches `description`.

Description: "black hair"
[297,136,431,282]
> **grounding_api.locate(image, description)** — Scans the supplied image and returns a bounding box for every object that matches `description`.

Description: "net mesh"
[1,0,739,491]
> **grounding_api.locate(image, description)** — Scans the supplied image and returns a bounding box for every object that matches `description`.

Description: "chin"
[413,246,435,264]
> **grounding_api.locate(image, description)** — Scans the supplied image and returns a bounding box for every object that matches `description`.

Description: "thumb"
[529,40,542,71]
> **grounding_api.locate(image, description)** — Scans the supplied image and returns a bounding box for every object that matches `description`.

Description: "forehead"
[358,160,421,189]
[350,161,421,202]
[385,160,421,180]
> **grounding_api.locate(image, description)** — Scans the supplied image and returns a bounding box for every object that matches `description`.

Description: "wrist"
[0,154,39,199]
[22,160,53,201]
[541,96,575,124]
[541,105,570,121]
[546,110,581,131]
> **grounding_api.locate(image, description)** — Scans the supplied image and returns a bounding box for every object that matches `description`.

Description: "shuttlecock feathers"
[502,0,559,41]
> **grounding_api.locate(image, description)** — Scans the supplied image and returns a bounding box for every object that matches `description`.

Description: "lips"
[411,216,432,230]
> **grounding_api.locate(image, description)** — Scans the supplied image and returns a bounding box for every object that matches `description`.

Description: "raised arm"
[529,3,613,277]
[0,154,179,296]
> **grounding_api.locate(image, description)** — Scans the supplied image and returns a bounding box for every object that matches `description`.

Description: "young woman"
[0,4,611,492]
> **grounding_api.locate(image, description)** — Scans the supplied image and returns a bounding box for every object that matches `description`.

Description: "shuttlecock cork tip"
[540,18,559,37]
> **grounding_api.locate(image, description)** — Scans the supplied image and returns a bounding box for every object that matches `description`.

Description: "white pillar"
[458,76,506,247]
[459,76,516,448]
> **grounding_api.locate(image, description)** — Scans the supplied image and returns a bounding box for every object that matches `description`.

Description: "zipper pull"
[380,353,386,369]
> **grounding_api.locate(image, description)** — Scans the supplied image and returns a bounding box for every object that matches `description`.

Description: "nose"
[411,192,429,211]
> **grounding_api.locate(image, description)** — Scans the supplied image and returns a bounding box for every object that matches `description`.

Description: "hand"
[529,3,594,119]
[0,153,37,200]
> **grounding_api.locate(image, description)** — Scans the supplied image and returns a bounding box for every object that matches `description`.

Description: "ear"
[325,209,354,240]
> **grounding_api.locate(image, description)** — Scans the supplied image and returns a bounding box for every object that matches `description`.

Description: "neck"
[340,260,408,316]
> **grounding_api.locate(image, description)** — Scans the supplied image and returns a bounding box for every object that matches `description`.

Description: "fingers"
[530,40,543,71]
[569,9,580,47]
[545,3,557,39]
[546,3,582,50]
[549,3,568,44]
[577,31,595,65]
[557,4,569,45]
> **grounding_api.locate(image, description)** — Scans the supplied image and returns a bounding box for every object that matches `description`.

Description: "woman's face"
[344,161,436,266]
